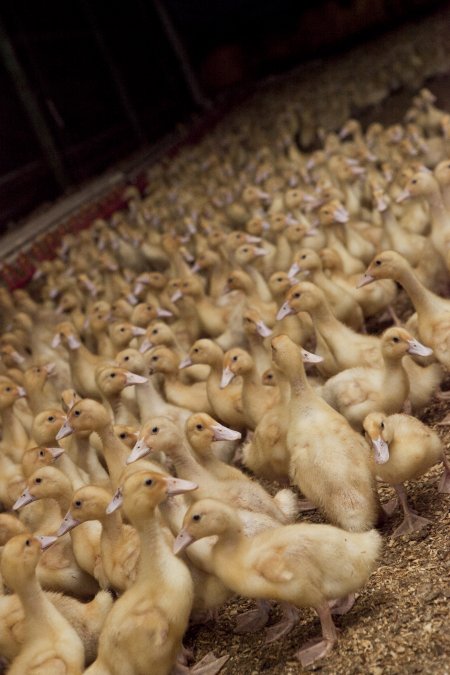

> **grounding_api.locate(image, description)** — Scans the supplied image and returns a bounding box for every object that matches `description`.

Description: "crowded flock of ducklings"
[1,61,450,673]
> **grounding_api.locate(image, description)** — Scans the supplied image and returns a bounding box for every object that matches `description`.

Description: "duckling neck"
[393,265,436,315]
[135,378,169,418]
[95,423,128,487]
[284,356,311,398]
[17,574,50,631]
[1,405,28,450]
[133,510,168,583]
[166,441,206,482]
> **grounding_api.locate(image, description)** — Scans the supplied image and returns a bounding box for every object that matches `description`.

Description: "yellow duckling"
[271,334,379,531]
[174,498,382,667]
[321,327,433,430]
[85,470,195,675]
[359,250,450,373]
[1,534,84,674]
[363,412,449,536]
[185,412,245,481]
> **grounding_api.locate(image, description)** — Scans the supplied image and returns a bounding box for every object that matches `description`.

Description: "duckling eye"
[151,427,159,434]
[294,292,300,298]
[36,368,41,373]
[242,248,248,253]
[119,432,126,439]
[74,500,82,508]
[152,356,158,362]
[232,355,238,362]
[152,329,158,335]
[39,450,45,457]
[145,478,153,486]
[110,373,116,378]
[301,254,307,259]
[227,277,233,284]
[193,348,199,353]
[267,373,273,379]
[195,424,203,431]
[380,422,385,429]
[192,514,201,522]
[74,410,81,417]
[120,327,125,333]
[47,416,55,422]
[5,387,11,392]
[124,356,130,361]
[25,539,31,547]
[276,277,282,282]
[35,477,42,484]
[411,179,417,184]
[375,260,382,266]
[392,336,400,343]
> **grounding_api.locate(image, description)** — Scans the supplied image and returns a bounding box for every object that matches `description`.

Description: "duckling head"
[13,466,71,511]
[362,412,390,465]
[396,168,437,203]
[1,534,43,590]
[380,327,432,360]
[183,339,222,368]
[276,281,324,320]
[56,399,111,440]
[221,348,253,388]
[186,413,241,454]
[147,346,178,375]
[115,425,139,449]
[115,348,146,375]
[0,380,26,409]
[52,321,81,350]
[127,416,180,464]
[0,513,27,546]
[95,364,147,397]
[174,498,240,554]
[268,271,294,299]
[57,485,113,536]
[357,250,409,287]
[234,243,268,267]
[22,446,64,478]
[32,409,66,446]
[121,470,197,524]
[243,309,272,339]
[288,247,321,279]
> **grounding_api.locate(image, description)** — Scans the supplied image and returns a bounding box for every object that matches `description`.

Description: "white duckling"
[363,412,449,536]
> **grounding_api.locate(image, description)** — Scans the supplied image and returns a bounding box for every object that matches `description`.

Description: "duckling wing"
[26,651,69,675]
[323,368,380,409]
[430,318,450,365]
[254,549,295,584]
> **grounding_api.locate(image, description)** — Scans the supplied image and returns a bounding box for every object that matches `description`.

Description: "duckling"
[108,322,146,352]
[147,345,212,414]
[221,347,279,429]
[271,334,379,531]
[115,348,192,429]
[22,363,60,415]
[21,445,65,478]
[288,247,364,330]
[242,308,273,376]
[1,534,84,674]
[225,270,277,327]
[185,413,244,481]
[363,412,449,536]
[359,251,450,372]
[0,588,112,666]
[180,339,247,431]
[52,321,105,400]
[321,327,433,430]
[85,470,195,675]
[56,484,140,593]
[268,271,314,345]
[95,363,146,425]
[0,379,29,463]
[174,498,382,667]
[128,417,297,524]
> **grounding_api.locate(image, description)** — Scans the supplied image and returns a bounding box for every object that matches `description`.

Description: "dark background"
[0,0,446,230]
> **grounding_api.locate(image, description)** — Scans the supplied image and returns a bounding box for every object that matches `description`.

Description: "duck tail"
[274,488,299,522]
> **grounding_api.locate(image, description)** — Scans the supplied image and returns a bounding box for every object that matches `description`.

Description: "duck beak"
[51,334,61,348]
[165,477,198,496]
[36,535,58,551]
[276,302,294,320]
[44,362,56,377]
[333,206,350,223]
[191,262,201,274]
[156,308,172,318]
[173,528,195,555]
[13,488,36,510]
[396,189,411,203]
[179,355,192,369]
[372,436,390,464]
[287,262,300,279]
[139,338,153,353]
[56,419,74,440]
[106,487,123,514]
[124,371,148,386]
[17,387,27,398]
[220,366,235,389]
[47,447,65,459]
[127,439,151,464]
[131,327,146,337]
[133,282,144,296]
[356,273,374,288]
[127,294,138,306]
[406,338,433,357]
[171,290,183,303]
[211,423,241,441]
[301,348,323,363]
[67,335,81,350]
[253,247,267,257]
[255,321,272,338]
[57,511,80,536]
[246,235,261,244]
